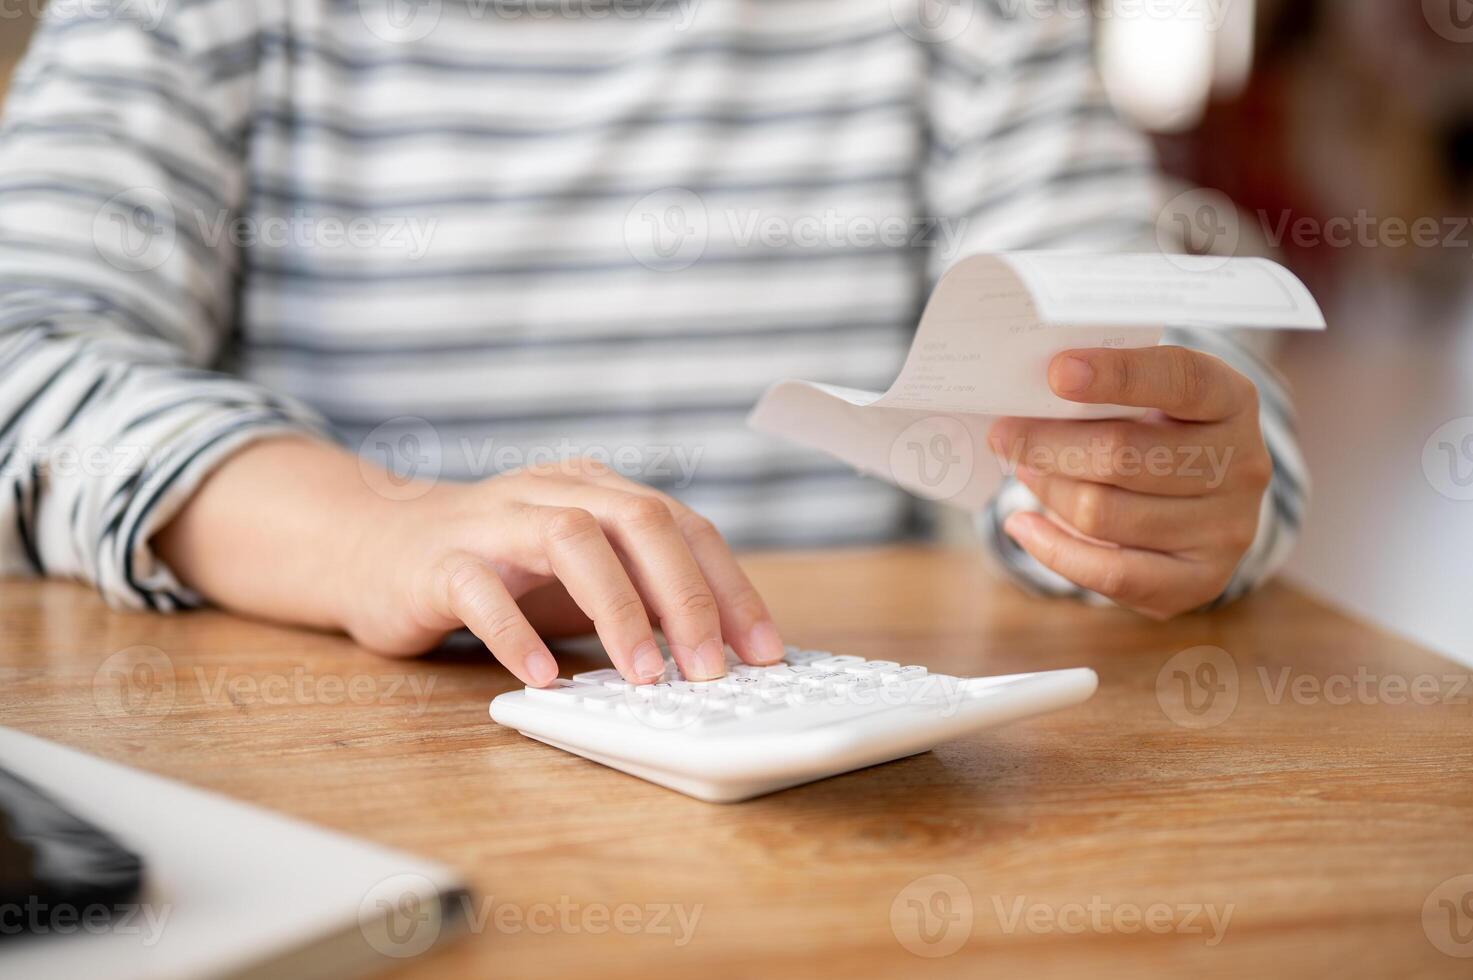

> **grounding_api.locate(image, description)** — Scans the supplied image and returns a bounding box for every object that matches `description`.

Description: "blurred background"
[1,0,1469,663]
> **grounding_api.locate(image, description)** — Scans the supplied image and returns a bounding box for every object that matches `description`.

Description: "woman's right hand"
[343,456,787,687]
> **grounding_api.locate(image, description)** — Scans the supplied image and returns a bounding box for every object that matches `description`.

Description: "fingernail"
[1054,356,1094,394]
[1004,513,1033,543]
[525,649,558,687]
[748,621,786,664]
[682,640,727,681]
[632,641,666,681]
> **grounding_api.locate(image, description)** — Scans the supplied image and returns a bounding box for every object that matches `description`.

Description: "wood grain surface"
[3,547,1471,979]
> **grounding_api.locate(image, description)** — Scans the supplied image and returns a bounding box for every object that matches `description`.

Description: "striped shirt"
[0,0,1305,612]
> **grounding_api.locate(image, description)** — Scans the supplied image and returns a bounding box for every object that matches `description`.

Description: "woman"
[0,0,1299,685]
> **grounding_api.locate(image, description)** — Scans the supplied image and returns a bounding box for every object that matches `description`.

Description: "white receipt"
[747,252,1326,511]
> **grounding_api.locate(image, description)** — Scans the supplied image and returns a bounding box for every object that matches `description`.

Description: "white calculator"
[489,646,1097,802]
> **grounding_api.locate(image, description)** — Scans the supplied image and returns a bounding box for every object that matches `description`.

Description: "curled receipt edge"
[746,252,1327,512]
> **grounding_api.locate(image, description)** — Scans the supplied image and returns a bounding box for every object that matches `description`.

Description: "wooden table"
[3,547,1471,978]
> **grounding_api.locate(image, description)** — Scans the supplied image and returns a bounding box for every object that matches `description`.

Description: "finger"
[516,582,596,639]
[524,505,668,685]
[1049,346,1256,422]
[989,417,1235,496]
[662,499,786,665]
[1015,467,1226,553]
[562,469,787,666]
[526,484,728,681]
[434,554,560,687]
[1003,511,1226,619]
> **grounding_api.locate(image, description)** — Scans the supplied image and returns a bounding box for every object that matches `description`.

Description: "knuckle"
[1092,423,1133,474]
[482,607,528,643]
[541,506,599,544]
[1096,563,1131,601]
[569,456,613,479]
[1239,448,1274,490]
[678,512,722,544]
[724,583,767,621]
[444,558,482,595]
[1071,484,1112,538]
[1222,517,1259,554]
[670,581,719,618]
[521,459,561,480]
[602,590,648,624]
[1109,352,1137,400]
[1168,347,1208,409]
[614,493,673,529]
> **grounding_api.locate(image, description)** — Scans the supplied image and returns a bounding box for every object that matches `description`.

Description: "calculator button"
[576,689,624,711]
[523,680,580,703]
[784,649,832,665]
[812,655,865,668]
[572,669,622,686]
[883,665,929,683]
[843,660,899,675]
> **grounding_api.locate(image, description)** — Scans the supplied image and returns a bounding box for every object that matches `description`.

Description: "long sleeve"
[0,4,328,610]
[918,9,1306,606]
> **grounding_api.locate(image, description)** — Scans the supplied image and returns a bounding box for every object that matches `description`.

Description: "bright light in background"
[1096,0,1258,133]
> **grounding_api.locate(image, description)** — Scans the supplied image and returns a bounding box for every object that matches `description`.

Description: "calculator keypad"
[528,649,960,731]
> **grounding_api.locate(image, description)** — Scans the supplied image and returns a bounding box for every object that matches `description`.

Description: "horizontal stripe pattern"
[0,0,1302,612]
